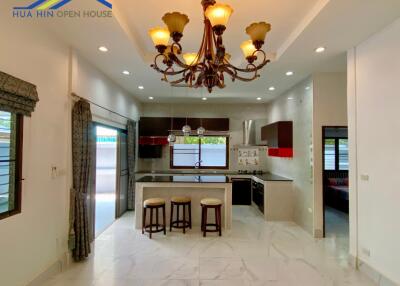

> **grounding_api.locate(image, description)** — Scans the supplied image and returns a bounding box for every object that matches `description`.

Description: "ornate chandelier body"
[149,0,272,93]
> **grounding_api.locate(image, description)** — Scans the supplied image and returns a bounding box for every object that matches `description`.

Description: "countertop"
[135,171,292,182]
[136,175,230,183]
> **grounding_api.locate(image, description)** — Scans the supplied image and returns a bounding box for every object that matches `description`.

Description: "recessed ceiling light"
[202,97,207,101]
[98,46,108,52]
[138,86,144,90]
[268,86,275,91]
[149,96,154,100]
[315,46,326,53]
[257,97,262,101]
[122,70,130,75]
[286,71,294,76]
[305,86,310,90]
[288,97,294,100]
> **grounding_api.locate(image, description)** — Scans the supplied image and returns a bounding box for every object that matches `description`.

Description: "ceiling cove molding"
[277,0,330,59]
[112,4,153,63]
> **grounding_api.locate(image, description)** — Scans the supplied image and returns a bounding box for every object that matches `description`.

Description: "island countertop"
[135,171,292,182]
[136,175,230,183]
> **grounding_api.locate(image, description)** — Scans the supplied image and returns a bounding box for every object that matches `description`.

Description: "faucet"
[194,160,203,169]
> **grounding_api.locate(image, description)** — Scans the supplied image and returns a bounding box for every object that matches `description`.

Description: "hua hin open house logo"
[12,0,113,18]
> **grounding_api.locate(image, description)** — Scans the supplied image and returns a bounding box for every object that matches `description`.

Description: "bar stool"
[170,196,192,233]
[200,198,222,237]
[142,198,166,239]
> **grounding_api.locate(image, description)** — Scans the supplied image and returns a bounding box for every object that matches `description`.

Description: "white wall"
[0,14,141,286]
[264,78,314,233]
[139,103,270,172]
[348,18,400,284]
[71,53,141,127]
[312,72,347,237]
[0,19,70,286]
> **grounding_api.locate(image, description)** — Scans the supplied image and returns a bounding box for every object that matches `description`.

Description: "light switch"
[360,174,369,181]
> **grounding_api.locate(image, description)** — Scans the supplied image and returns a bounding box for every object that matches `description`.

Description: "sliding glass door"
[94,125,118,237]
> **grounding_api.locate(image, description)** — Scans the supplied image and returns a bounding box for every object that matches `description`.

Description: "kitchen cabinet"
[231,178,252,205]
[139,117,230,137]
[139,117,171,137]
[261,121,293,157]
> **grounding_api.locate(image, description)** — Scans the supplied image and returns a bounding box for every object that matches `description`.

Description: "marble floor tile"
[42,206,377,286]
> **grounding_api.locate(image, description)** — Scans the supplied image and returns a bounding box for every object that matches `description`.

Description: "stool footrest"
[144,224,166,234]
[171,220,191,229]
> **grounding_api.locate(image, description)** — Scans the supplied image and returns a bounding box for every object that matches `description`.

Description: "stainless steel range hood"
[237,120,267,147]
[243,120,256,146]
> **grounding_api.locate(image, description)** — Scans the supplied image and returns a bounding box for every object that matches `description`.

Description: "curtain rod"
[71,93,134,122]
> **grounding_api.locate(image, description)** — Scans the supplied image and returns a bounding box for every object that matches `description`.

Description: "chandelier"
[148,0,271,93]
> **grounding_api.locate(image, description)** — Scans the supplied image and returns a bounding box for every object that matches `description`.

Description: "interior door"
[117,131,128,217]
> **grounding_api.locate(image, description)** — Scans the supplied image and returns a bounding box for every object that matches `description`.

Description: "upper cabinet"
[139,117,230,137]
[261,121,293,157]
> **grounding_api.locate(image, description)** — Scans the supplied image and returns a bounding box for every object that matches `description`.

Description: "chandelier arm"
[221,65,261,82]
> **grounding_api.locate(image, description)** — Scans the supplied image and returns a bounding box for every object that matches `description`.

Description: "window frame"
[0,113,23,220]
[170,135,229,170]
[323,136,348,171]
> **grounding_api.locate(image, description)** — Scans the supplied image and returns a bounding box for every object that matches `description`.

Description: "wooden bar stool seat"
[200,198,222,237]
[170,196,192,233]
[142,198,166,239]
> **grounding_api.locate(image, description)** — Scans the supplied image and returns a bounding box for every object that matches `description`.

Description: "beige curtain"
[69,99,93,261]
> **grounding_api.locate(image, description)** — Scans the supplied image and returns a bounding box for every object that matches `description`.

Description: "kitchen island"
[135,175,232,230]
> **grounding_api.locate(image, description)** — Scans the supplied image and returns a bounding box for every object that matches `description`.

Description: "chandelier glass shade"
[148,0,272,93]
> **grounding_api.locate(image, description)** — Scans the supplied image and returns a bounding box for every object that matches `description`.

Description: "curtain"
[127,120,136,210]
[69,99,93,261]
[0,71,39,116]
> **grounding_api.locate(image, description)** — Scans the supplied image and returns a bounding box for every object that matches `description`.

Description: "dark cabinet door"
[139,117,171,136]
[261,121,293,148]
[232,179,252,205]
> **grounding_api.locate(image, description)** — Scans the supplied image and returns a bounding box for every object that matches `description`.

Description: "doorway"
[94,125,118,237]
[322,127,349,238]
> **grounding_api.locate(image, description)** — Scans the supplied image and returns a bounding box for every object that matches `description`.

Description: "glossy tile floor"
[43,206,376,286]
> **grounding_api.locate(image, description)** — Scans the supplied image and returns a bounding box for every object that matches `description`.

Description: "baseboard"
[27,252,70,286]
[356,257,399,286]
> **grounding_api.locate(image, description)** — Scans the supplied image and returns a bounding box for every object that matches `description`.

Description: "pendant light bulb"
[197,126,206,137]
[182,124,191,136]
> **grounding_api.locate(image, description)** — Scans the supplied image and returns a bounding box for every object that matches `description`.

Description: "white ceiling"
[20,0,400,103]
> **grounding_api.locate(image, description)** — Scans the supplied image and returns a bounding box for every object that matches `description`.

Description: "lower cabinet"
[232,178,252,205]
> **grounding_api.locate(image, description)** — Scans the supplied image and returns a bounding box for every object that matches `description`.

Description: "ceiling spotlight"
[138,86,144,90]
[202,97,207,101]
[257,97,262,101]
[98,46,108,52]
[268,86,275,91]
[315,46,326,53]
[286,71,294,76]
[122,70,130,75]
[149,96,154,100]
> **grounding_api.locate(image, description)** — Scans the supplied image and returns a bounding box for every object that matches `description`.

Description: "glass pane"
[324,138,336,170]
[200,137,227,167]
[95,126,118,237]
[339,139,349,171]
[0,111,16,214]
[173,136,200,167]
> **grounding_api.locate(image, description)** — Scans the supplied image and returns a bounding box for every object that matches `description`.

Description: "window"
[0,111,23,220]
[171,136,229,169]
[324,137,348,171]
